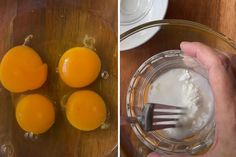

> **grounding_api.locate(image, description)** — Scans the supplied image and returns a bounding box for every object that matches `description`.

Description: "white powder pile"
[148,68,214,139]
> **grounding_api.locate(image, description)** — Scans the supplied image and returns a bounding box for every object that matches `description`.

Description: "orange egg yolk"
[16,94,55,134]
[58,47,101,88]
[0,45,47,93]
[66,90,106,131]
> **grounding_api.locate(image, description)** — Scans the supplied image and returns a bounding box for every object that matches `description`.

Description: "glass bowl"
[126,50,215,155]
[120,19,236,157]
[0,0,117,157]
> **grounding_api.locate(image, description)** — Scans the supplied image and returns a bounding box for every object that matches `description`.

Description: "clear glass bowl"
[120,19,236,156]
[126,50,215,155]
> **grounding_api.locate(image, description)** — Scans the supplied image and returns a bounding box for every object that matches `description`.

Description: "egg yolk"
[16,94,55,134]
[66,90,106,131]
[58,47,101,88]
[0,46,47,93]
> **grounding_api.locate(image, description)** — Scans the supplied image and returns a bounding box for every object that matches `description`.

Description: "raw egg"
[58,47,101,88]
[0,46,47,93]
[66,90,106,131]
[16,94,55,134]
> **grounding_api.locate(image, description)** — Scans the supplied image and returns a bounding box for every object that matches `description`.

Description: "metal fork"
[128,103,186,132]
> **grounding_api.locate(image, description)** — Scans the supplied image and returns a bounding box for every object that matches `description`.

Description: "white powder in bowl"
[148,68,214,139]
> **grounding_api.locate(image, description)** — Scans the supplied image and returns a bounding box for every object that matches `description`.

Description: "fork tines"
[141,103,186,132]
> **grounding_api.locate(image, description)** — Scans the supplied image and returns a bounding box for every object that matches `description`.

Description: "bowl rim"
[120,19,236,50]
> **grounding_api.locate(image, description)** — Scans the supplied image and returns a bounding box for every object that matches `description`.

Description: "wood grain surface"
[120,0,236,157]
[0,0,117,157]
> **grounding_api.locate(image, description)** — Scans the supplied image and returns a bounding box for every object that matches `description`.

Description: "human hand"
[148,42,236,157]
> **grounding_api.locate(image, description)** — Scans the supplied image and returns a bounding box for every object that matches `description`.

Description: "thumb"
[180,41,236,131]
[180,41,235,102]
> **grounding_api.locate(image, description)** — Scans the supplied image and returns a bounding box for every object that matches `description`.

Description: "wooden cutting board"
[121,0,236,156]
[0,0,117,157]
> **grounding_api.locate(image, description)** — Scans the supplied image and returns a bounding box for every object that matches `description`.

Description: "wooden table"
[120,0,236,156]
